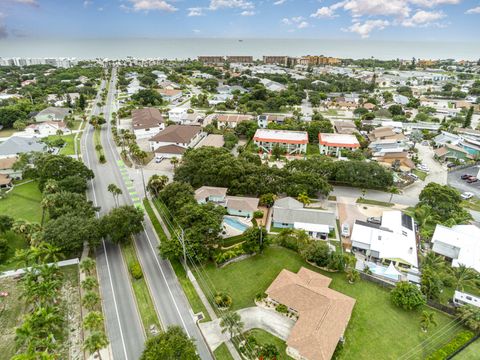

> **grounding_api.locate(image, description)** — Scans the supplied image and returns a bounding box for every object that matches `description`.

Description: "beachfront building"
[318,133,360,157]
[253,129,308,155]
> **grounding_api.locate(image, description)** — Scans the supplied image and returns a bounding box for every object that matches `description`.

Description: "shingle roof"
[194,186,228,201]
[266,268,355,360]
[153,144,186,155]
[273,197,336,228]
[0,174,13,186]
[0,137,46,157]
[132,108,164,130]
[35,107,70,120]
[149,125,202,144]
[0,157,18,170]
[225,196,259,212]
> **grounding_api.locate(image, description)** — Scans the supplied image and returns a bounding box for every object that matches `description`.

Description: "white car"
[461,192,474,200]
[341,223,350,237]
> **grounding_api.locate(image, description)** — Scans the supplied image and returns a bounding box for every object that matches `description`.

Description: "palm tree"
[346,269,360,284]
[457,305,480,333]
[448,264,477,291]
[421,252,445,272]
[80,258,96,276]
[414,205,434,228]
[147,174,169,198]
[84,331,109,360]
[388,186,401,203]
[297,192,311,207]
[82,291,100,311]
[107,183,123,207]
[83,311,104,331]
[170,156,179,170]
[420,311,437,332]
[220,311,244,340]
[81,276,99,291]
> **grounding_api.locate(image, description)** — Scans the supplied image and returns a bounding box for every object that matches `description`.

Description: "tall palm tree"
[107,183,122,207]
[421,252,445,272]
[388,186,401,203]
[147,174,169,198]
[449,264,477,291]
[220,311,244,340]
[170,156,179,170]
[420,311,437,332]
[414,205,434,228]
[84,331,109,360]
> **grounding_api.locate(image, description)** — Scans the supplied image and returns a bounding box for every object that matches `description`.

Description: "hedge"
[426,331,475,360]
[129,261,143,280]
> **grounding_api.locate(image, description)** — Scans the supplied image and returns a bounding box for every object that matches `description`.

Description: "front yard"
[198,247,462,360]
[0,181,42,223]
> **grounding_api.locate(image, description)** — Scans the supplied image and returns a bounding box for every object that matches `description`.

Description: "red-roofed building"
[253,129,308,155]
[319,133,360,157]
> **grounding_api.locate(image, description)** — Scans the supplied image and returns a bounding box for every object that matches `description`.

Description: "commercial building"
[226,56,253,64]
[318,133,360,157]
[132,108,165,139]
[253,129,308,155]
[263,56,289,66]
[198,56,225,64]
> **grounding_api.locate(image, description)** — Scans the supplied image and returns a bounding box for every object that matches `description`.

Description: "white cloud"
[10,0,38,5]
[345,19,390,38]
[465,6,480,14]
[297,21,309,28]
[188,7,204,16]
[310,6,338,18]
[83,0,93,7]
[193,29,201,33]
[209,0,254,10]
[240,10,255,16]
[342,0,410,18]
[125,0,177,12]
[402,10,445,26]
[409,0,461,7]
[273,0,287,5]
[282,16,309,29]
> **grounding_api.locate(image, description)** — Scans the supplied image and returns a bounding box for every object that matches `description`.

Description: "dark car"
[467,177,478,183]
[447,163,456,169]
[367,217,382,225]
[461,174,470,180]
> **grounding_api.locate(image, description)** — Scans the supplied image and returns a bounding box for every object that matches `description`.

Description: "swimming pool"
[223,216,250,232]
[366,262,401,281]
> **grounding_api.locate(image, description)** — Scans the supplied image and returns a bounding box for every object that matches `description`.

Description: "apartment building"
[253,129,308,155]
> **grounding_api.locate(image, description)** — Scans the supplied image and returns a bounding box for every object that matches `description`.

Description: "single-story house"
[253,129,308,155]
[168,108,189,123]
[351,211,418,269]
[194,186,228,204]
[153,144,187,160]
[266,267,355,360]
[35,107,71,122]
[318,133,360,157]
[157,89,183,102]
[271,197,336,240]
[373,152,415,172]
[149,125,205,158]
[0,157,22,180]
[434,144,470,162]
[433,131,462,147]
[224,196,259,218]
[431,224,480,273]
[367,126,405,142]
[0,137,47,159]
[25,121,69,138]
[208,93,234,106]
[132,108,165,139]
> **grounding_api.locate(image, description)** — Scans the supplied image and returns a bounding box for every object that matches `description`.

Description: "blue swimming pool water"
[368,262,400,281]
[223,216,249,232]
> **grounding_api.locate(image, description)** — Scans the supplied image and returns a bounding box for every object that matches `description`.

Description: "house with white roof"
[24,121,69,138]
[318,133,360,157]
[253,129,308,155]
[431,224,480,273]
[351,211,418,269]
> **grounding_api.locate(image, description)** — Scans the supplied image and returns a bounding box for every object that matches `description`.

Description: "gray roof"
[35,107,71,120]
[0,137,46,157]
[272,197,336,227]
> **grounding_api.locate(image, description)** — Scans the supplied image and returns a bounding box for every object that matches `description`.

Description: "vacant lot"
[199,247,462,360]
[0,181,42,223]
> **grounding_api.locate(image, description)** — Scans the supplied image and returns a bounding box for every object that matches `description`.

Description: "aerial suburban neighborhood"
[0,2,480,359]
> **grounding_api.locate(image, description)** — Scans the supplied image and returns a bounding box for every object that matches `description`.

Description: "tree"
[420,311,437,332]
[220,311,244,339]
[78,93,86,110]
[83,311,104,331]
[242,227,268,254]
[388,104,404,116]
[463,106,474,128]
[390,281,426,310]
[140,326,199,360]
[410,130,423,149]
[421,268,443,301]
[170,157,179,170]
[0,215,14,233]
[296,192,311,206]
[258,343,280,360]
[259,193,276,208]
[101,205,144,245]
[448,264,477,291]
[271,144,284,160]
[80,257,96,276]
[84,331,109,360]
[107,183,123,207]
[346,269,360,284]
[300,241,331,267]
[147,175,169,198]
[131,89,163,106]
[457,305,480,333]
[42,191,98,220]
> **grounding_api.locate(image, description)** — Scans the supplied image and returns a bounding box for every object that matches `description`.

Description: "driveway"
[199,306,295,351]
[448,165,480,198]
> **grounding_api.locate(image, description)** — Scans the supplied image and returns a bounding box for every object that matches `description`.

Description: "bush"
[129,261,143,280]
[95,144,103,151]
[426,331,474,360]
[214,292,232,308]
[390,281,426,310]
[327,252,345,271]
[0,238,8,262]
[276,304,288,313]
[253,210,264,219]
[255,292,267,301]
[99,154,106,163]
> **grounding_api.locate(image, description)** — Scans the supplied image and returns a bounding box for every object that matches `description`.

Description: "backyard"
[0,181,42,223]
[0,231,29,272]
[197,246,463,360]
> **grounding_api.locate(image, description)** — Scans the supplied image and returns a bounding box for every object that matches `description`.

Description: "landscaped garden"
[197,246,463,360]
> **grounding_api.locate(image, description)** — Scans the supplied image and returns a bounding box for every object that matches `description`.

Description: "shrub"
[426,331,474,360]
[255,292,267,301]
[391,281,426,310]
[253,210,264,219]
[327,252,345,271]
[276,304,288,313]
[129,261,143,280]
[99,154,106,163]
[214,292,232,308]
[95,144,103,151]
[0,238,8,262]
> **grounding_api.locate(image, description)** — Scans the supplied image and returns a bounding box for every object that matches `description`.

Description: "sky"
[0,0,479,41]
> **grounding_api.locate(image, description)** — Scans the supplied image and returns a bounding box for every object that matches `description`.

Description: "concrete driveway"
[199,306,295,351]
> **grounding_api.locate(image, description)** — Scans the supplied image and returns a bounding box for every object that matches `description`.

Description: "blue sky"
[0,0,479,40]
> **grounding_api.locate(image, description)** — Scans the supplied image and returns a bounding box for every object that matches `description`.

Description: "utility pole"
[180,228,187,266]
[259,225,263,253]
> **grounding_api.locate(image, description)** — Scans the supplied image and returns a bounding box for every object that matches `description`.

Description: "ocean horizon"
[1,37,479,61]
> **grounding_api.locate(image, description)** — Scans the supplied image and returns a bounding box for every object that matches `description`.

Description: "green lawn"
[412,169,428,181]
[213,343,234,360]
[198,247,462,360]
[455,338,480,359]
[0,128,17,138]
[356,198,395,207]
[44,134,76,156]
[0,181,42,223]
[241,329,293,360]
[306,144,320,156]
[462,197,480,212]
[0,231,29,271]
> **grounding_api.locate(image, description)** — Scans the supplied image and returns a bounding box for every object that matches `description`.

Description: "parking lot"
[447,165,480,198]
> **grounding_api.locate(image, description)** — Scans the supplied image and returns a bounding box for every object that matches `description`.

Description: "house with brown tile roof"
[374,152,415,172]
[149,125,205,159]
[266,268,355,360]
[157,88,183,102]
[368,126,405,142]
[0,174,13,189]
[132,108,165,139]
[0,157,22,179]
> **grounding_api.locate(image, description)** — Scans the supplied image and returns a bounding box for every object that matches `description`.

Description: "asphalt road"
[100,69,214,360]
[82,75,145,360]
[448,165,480,198]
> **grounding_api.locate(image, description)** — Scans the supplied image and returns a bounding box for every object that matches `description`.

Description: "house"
[367,126,405,142]
[35,107,71,122]
[434,144,470,162]
[253,129,308,155]
[0,137,47,159]
[157,89,183,102]
[0,174,13,189]
[196,134,225,148]
[0,157,22,180]
[194,186,228,204]
[149,125,204,159]
[266,267,355,360]
[433,131,462,147]
[374,152,415,172]
[257,114,286,129]
[168,108,189,123]
[318,133,360,157]
[127,77,144,95]
[24,121,69,138]
[393,94,409,105]
[208,93,234,106]
[334,120,357,135]
[363,102,376,110]
[213,114,253,129]
[351,211,418,269]
[47,93,80,107]
[259,78,286,92]
[369,139,407,156]
[271,197,336,240]
[453,291,480,308]
[132,108,165,139]
[224,196,259,218]
[431,224,480,273]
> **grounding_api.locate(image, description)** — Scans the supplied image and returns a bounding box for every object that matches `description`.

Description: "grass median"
[93,127,106,163]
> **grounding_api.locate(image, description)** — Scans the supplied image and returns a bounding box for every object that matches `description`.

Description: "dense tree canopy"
[140,326,199,360]
[101,205,144,244]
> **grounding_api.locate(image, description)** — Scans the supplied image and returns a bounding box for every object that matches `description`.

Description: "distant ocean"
[1,38,479,61]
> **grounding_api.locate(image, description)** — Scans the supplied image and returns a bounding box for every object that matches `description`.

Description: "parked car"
[447,163,456,169]
[367,217,382,225]
[461,174,471,180]
[461,192,474,200]
[341,223,350,237]
[155,157,164,163]
[409,173,419,180]
[467,177,478,183]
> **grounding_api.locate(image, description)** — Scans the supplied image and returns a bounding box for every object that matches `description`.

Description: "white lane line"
[83,86,129,360]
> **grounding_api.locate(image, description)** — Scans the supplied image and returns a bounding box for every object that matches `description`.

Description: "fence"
[0,258,80,278]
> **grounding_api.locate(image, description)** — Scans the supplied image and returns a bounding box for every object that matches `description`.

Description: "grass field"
[213,343,234,360]
[44,134,76,156]
[412,169,428,181]
[462,197,480,212]
[197,247,462,360]
[356,198,395,207]
[240,329,293,360]
[121,240,161,334]
[0,231,29,271]
[455,337,480,359]
[0,181,42,223]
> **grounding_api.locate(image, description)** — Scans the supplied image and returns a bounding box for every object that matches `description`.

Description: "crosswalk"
[117,159,144,210]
